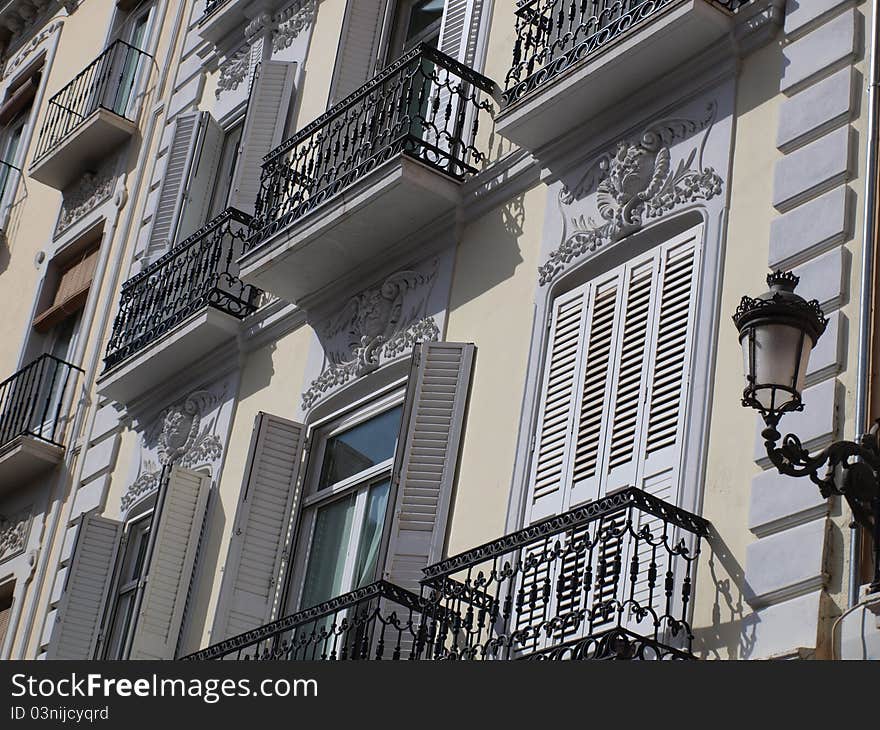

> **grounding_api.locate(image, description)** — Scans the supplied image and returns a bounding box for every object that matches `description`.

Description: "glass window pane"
[318,405,403,490]
[300,495,356,609]
[104,592,135,660]
[406,0,444,43]
[353,479,391,588]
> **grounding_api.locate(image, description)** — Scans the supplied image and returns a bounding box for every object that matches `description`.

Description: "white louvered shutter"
[383,342,475,591]
[46,514,122,660]
[129,466,211,660]
[329,0,387,105]
[527,225,702,517]
[212,414,306,642]
[176,113,225,242]
[527,288,586,523]
[229,61,296,216]
[144,112,201,263]
[438,0,484,65]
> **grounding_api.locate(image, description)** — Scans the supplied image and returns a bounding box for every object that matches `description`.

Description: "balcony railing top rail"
[245,43,499,250]
[0,354,82,450]
[182,580,428,661]
[33,39,152,163]
[186,488,709,661]
[104,207,262,371]
[418,487,709,661]
[503,0,751,105]
[202,0,229,19]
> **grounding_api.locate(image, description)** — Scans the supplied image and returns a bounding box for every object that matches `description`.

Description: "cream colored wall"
[183,323,313,653]
[692,7,870,657]
[444,184,545,555]
[290,0,346,131]
[0,4,77,378]
[10,1,189,658]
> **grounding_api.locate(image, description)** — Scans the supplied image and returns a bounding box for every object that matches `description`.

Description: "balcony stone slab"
[495,0,735,155]
[239,155,461,304]
[96,307,240,405]
[0,435,64,491]
[29,109,135,190]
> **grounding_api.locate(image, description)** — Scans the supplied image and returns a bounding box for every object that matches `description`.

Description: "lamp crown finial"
[767,270,799,292]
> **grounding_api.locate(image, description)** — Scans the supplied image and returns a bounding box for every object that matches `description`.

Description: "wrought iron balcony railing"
[504,0,749,105]
[33,40,151,163]
[202,0,229,18]
[245,43,497,249]
[420,487,709,660]
[0,355,82,450]
[104,208,262,371]
[183,580,429,661]
[187,488,708,661]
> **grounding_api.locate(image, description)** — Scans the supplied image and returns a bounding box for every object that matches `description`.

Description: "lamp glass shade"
[741,322,813,412]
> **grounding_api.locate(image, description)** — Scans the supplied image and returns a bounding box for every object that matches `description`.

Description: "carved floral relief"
[539,102,723,286]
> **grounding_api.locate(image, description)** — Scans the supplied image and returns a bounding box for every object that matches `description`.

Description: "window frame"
[286,387,406,613]
[99,496,156,660]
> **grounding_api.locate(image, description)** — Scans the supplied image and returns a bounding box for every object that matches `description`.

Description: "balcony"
[238,43,497,305]
[29,40,151,190]
[199,0,253,45]
[186,487,709,661]
[0,355,82,488]
[496,0,749,153]
[98,208,261,404]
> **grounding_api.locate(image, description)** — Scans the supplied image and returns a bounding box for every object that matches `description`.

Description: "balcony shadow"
[447,192,526,311]
[691,524,759,659]
[238,339,277,400]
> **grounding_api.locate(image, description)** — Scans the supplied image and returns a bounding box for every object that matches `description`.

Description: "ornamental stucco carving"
[122,390,223,511]
[216,45,248,99]
[4,19,60,74]
[56,163,115,236]
[302,267,440,409]
[273,0,317,52]
[539,102,723,286]
[0,508,30,563]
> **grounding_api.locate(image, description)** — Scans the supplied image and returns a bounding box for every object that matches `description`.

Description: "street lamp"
[733,270,880,594]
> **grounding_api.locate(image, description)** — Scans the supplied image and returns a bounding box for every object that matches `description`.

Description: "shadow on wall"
[692,525,759,660]
[447,192,526,311]
[238,340,278,401]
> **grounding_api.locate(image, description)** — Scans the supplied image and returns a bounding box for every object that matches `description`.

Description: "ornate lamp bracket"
[761,416,880,593]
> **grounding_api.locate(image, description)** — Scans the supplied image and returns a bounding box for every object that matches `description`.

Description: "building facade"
[0,0,878,661]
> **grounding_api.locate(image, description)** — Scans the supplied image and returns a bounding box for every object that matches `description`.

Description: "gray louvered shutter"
[212,413,306,641]
[329,0,387,105]
[176,113,225,242]
[144,112,201,263]
[229,61,296,216]
[129,466,211,660]
[383,342,475,591]
[46,514,122,660]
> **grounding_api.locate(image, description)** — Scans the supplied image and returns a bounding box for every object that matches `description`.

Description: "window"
[33,240,100,334]
[206,120,243,222]
[385,0,445,64]
[0,58,41,215]
[291,395,404,611]
[525,226,703,524]
[106,1,153,117]
[101,500,154,660]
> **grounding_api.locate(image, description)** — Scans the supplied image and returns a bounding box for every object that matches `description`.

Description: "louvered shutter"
[438,0,484,65]
[526,225,702,522]
[46,514,122,660]
[383,342,475,591]
[527,288,586,523]
[129,466,211,660]
[144,112,201,263]
[329,0,387,105]
[212,413,306,642]
[229,61,296,216]
[0,601,10,654]
[176,113,225,242]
